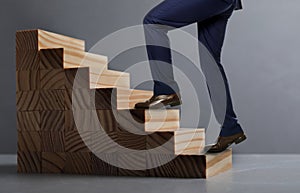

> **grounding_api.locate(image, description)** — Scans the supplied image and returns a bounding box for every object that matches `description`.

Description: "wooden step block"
[205,148,232,178]
[146,148,232,178]
[91,153,118,176]
[16,50,40,70]
[40,111,64,131]
[90,88,117,110]
[64,152,92,175]
[90,70,130,89]
[17,152,41,173]
[145,109,180,132]
[117,152,147,176]
[16,29,85,52]
[16,70,40,91]
[41,131,65,152]
[16,91,40,111]
[17,111,40,131]
[17,131,41,152]
[42,152,66,173]
[174,128,205,155]
[117,88,153,109]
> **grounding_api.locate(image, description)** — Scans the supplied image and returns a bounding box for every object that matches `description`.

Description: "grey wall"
[1,0,300,154]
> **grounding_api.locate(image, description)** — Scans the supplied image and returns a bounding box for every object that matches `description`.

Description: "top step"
[16,29,85,52]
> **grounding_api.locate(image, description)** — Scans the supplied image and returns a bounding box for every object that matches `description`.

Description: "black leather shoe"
[134,93,182,109]
[207,132,247,153]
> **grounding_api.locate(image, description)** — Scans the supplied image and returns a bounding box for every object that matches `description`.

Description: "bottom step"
[17,147,232,178]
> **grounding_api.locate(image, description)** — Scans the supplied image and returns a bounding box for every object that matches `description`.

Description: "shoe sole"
[134,101,182,109]
[207,134,247,153]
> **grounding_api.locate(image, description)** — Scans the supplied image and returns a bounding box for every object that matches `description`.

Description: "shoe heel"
[234,135,247,144]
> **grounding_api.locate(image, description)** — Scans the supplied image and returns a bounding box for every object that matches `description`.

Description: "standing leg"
[142,0,236,96]
[197,5,244,136]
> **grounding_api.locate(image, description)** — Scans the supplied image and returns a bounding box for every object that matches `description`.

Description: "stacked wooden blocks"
[16,29,232,178]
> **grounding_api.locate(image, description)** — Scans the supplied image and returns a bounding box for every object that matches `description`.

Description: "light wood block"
[145,109,180,132]
[205,148,232,178]
[16,29,85,52]
[117,88,153,109]
[90,70,130,89]
[174,128,205,155]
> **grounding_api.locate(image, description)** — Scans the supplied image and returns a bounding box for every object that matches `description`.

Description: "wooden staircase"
[16,29,232,178]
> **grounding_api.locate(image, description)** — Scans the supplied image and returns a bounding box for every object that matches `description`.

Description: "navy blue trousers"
[143,0,243,136]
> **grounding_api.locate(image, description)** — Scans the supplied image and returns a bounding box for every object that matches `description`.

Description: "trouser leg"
[143,0,235,96]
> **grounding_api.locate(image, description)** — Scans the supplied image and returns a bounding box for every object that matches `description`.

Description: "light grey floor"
[0,154,300,193]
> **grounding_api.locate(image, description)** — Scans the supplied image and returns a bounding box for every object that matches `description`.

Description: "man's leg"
[197,5,244,136]
[143,0,236,96]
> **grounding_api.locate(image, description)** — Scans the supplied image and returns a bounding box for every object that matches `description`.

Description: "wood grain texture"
[117,131,146,150]
[65,67,90,89]
[17,152,41,173]
[90,110,118,133]
[16,49,40,70]
[18,131,41,152]
[174,128,205,155]
[64,152,92,175]
[17,111,40,131]
[65,110,92,131]
[173,155,206,178]
[42,152,66,173]
[39,48,64,69]
[116,109,145,133]
[145,109,180,132]
[16,91,40,111]
[118,152,147,177]
[91,70,130,89]
[65,89,91,110]
[41,131,65,152]
[65,131,93,152]
[16,70,40,91]
[40,111,64,131]
[147,132,174,154]
[40,69,65,89]
[90,88,117,110]
[146,153,176,177]
[16,30,38,50]
[117,88,153,110]
[38,29,85,52]
[40,90,65,110]
[91,153,118,176]
[206,148,232,178]
[90,131,118,153]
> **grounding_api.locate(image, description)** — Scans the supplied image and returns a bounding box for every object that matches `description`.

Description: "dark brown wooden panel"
[65,110,92,131]
[116,109,145,133]
[90,131,118,153]
[91,153,118,176]
[17,131,41,152]
[118,131,146,150]
[64,152,92,175]
[173,155,206,178]
[39,48,64,69]
[94,110,118,132]
[41,152,66,173]
[41,131,65,152]
[16,91,40,111]
[65,68,90,89]
[146,153,177,177]
[16,30,38,50]
[17,151,41,173]
[65,89,91,110]
[16,50,40,70]
[16,70,40,91]
[40,111,64,131]
[90,88,117,110]
[40,69,65,90]
[40,90,65,110]
[65,131,93,152]
[17,111,40,131]
[146,132,174,154]
[118,152,147,177]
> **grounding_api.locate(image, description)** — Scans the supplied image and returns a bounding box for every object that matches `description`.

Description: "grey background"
[1,0,299,154]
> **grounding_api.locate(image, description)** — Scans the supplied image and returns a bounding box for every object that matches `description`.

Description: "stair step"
[91,70,130,89]
[117,88,153,109]
[16,29,85,52]
[174,128,205,155]
[145,109,180,132]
